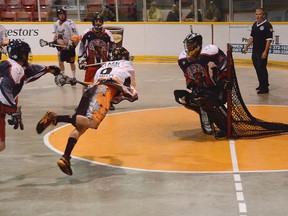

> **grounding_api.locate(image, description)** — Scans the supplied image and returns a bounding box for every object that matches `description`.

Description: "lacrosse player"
[0,40,61,152]
[174,32,231,138]
[53,8,80,78]
[78,12,116,109]
[36,47,137,176]
[0,25,9,60]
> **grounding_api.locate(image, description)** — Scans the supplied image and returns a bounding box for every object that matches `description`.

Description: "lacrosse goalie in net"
[174,32,231,139]
[53,8,80,79]
[36,46,138,176]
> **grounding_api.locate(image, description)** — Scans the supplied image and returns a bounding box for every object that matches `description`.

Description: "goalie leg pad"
[196,93,227,133]
[199,108,213,135]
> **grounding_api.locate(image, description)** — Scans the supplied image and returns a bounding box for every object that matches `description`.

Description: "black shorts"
[60,49,76,63]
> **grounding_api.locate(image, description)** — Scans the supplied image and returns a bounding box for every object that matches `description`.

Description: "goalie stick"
[39,39,67,48]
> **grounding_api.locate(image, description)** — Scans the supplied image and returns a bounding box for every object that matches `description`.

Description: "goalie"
[36,47,138,176]
[174,32,231,138]
[0,40,61,152]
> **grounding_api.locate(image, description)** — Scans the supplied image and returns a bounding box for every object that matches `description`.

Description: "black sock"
[56,115,76,125]
[64,137,77,158]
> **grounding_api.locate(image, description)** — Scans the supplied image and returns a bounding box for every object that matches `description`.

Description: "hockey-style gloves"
[54,73,77,86]
[78,57,87,70]
[8,106,24,130]
[48,65,61,76]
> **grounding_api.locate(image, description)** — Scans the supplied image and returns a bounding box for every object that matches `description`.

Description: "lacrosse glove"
[8,106,24,130]
[48,65,61,76]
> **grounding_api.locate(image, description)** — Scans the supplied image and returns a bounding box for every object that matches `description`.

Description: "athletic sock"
[56,115,76,125]
[64,137,77,157]
[72,71,76,78]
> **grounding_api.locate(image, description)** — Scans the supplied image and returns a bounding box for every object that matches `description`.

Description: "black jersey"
[250,20,273,53]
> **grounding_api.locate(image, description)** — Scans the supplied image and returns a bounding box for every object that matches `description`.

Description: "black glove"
[67,40,75,50]
[48,65,61,76]
[48,40,58,48]
[78,57,87,70]
[70,77,77,86]
[8,106,24,130]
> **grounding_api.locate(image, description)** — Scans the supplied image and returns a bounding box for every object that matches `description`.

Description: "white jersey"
[0,59,25,107]
[54,19,79,43]
[94,60,137,103]
[94,60,135,86]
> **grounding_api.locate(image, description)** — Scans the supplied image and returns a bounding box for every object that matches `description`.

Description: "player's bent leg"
[199,108,213,135]
[174,90,200,114]
[195,93,227,138]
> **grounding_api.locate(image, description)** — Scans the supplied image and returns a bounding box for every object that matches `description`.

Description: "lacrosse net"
[227,44,288,138]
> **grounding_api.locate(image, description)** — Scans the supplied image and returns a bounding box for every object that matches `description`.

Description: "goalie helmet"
[7,40,32,66]
[111,47,130,61]
[56,8,67,22]
[92,12,104,32]
[183,33,203,60]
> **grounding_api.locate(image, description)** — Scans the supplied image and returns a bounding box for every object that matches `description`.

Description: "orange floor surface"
[47,106,288,172]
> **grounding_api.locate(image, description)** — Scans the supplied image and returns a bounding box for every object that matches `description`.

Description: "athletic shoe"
[257,89,269,94]
[215,131,227,139]
[57,156,73,176]
[36,111,57,134]
[109,103,115,111]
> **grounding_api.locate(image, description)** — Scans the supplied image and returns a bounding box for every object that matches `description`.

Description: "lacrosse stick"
[82,56,135,69]
[39,39,67,48]
[54,73,92,87]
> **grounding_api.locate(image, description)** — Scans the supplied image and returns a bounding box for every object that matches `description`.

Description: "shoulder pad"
[201,44,219,55]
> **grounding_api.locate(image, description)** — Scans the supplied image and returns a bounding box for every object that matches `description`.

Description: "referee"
[243,8,273,94]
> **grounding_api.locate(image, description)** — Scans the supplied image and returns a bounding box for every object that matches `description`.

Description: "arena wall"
[2,22,288,66]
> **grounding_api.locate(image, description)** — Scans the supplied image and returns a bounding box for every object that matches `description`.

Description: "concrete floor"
[1,62,288,216]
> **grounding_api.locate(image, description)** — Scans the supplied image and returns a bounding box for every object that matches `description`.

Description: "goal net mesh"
[228,44,288,138]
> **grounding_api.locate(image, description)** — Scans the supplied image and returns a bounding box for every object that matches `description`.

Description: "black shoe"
[215,131,227,139]
[57,156,73,176]
[36,111,57,134]
[257,89,269,94]
[109,104,115,111]
[255,86,260,90]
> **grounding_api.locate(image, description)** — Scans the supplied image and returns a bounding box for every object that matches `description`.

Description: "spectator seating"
[16,11,33,21]
[22,0,36,12]
[33,11,50,21]
[1,11,17,21]
[6,0,22,12]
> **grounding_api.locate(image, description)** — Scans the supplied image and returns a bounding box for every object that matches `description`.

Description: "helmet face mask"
[183,33,203,61]
[111,47,130,61]
[7,40,32,66]
[57,8,67,22]
[92,12,104,32]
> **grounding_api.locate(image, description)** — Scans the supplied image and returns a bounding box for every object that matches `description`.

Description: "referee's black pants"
[252,52,269,91]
